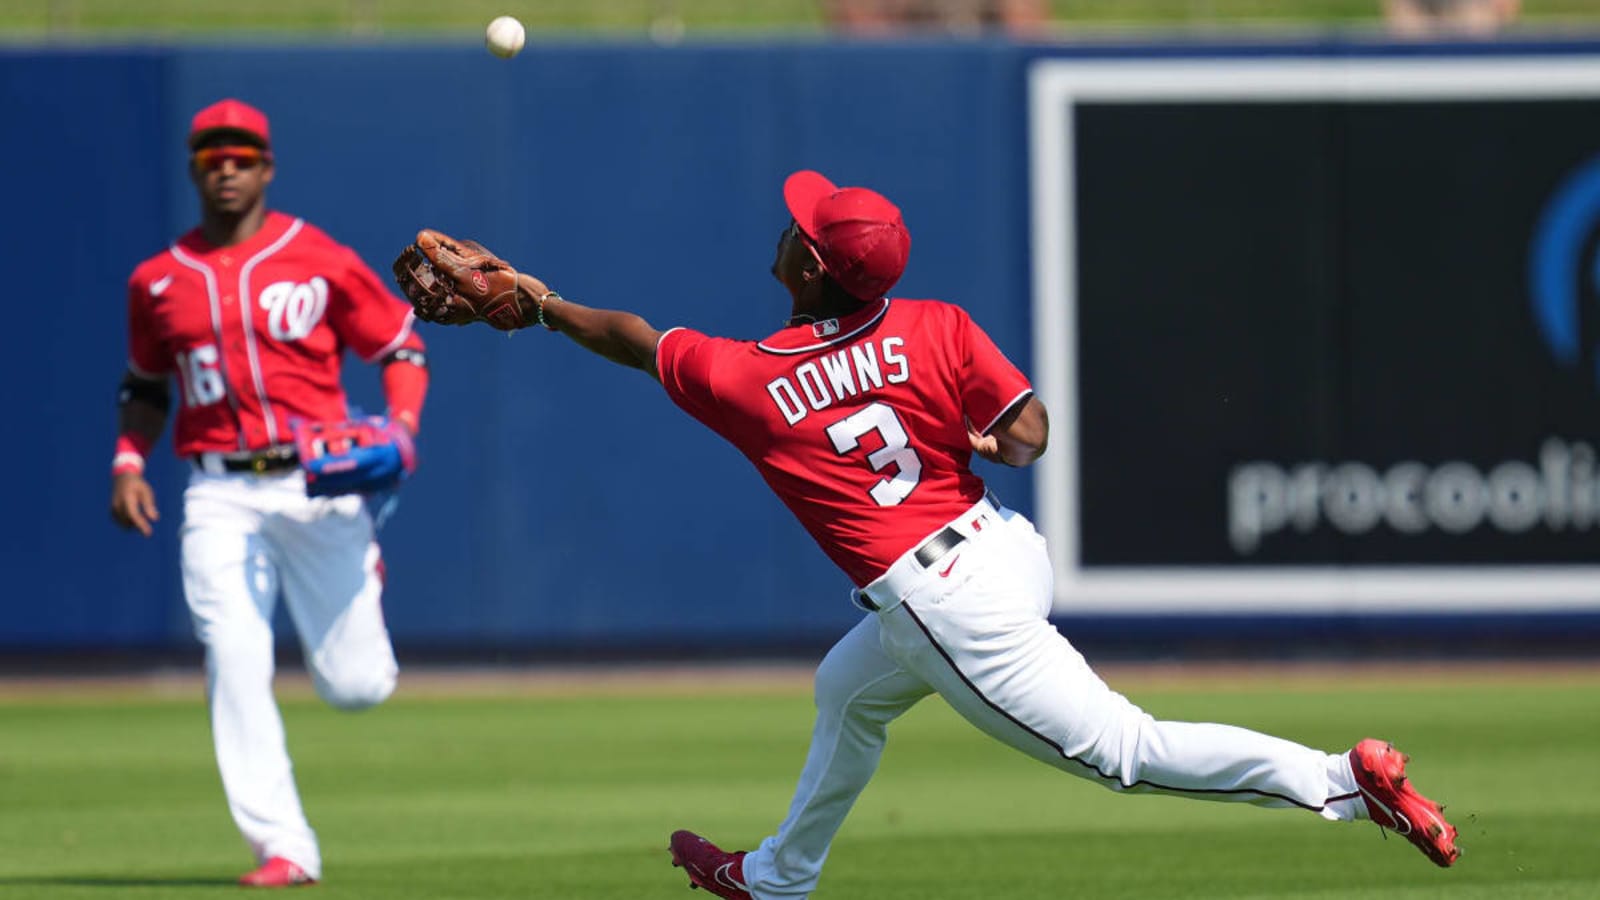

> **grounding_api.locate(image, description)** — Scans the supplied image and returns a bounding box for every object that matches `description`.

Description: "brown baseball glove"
[392,229,536,331]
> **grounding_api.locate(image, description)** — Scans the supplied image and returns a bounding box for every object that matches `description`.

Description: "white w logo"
[259,277,330,341]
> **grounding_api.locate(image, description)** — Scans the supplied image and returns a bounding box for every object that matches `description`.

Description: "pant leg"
[877,509,1359,820]
[180,472,321,876]
[740,614,934,900]
[267,487,397,711]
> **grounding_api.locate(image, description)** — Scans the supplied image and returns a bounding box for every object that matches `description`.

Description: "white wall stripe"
[1027,55,1600,614]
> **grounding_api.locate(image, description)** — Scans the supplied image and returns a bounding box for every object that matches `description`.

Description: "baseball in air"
[485,16,526,59]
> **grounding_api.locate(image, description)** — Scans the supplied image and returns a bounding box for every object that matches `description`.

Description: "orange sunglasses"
[192,145,270,171]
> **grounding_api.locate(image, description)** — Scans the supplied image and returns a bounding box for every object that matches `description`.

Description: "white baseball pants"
[180,467,398,879]
[739,497,1365,900]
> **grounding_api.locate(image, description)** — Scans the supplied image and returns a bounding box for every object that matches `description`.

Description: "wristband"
[536,291,560,331]
[113,433,152,475]
[112,451,145,474]
[112,452,145,476]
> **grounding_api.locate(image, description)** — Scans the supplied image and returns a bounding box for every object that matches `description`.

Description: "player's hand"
[968,422,1005,465]
[110,472,159,537]
[390,411,419,437]
[392,229,538,331]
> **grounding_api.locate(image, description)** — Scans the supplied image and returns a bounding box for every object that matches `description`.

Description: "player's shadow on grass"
[0,875,233,888]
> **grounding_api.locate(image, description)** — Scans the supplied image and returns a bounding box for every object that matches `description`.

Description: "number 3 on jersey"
[176,344,226,408]
[825,401,924,506]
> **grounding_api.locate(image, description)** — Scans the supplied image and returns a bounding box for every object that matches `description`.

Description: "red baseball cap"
[188,98,271,150]
[784,170,911,302]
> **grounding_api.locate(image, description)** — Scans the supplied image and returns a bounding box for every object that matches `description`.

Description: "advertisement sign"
[1029,57,1600,612]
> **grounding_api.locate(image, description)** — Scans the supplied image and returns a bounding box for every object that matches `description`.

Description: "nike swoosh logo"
[938,555,961,578]
[1358,787,1413,835]
[151,274,174,296]
[714,862,747,892]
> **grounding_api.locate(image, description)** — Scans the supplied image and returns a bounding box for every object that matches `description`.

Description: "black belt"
[856,490,1004,613]
[198,448,299,474]
[912,489,1002,567]
[914,526,967,567]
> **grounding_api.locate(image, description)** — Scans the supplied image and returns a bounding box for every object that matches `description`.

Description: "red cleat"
[669,830,753,900]
[238,856,316,888]
[1349,738,1461,867]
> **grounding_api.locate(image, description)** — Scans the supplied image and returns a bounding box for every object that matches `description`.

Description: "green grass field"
[1,664,1596,899]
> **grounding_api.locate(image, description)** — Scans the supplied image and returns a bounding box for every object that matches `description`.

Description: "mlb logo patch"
[813,318,840,338]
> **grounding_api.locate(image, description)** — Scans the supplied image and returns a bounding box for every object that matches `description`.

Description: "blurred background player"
[393,169,1459,900]
[1383,0,1520,35]
[109,98,430,888]
[821,0,1048,35]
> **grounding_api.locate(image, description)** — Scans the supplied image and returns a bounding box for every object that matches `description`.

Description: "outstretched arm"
[516,274,664,380]
[392,230,664,378]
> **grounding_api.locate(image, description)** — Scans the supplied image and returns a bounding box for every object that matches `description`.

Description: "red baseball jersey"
[126,211,417,457]
[657,298,1033,586]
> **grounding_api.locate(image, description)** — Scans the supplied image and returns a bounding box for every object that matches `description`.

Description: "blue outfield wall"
[0,39,1036,652]
[6,38,1600,655]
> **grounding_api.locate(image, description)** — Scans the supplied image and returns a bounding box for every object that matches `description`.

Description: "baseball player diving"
[390,169,1459,899]
[111,99,429,888]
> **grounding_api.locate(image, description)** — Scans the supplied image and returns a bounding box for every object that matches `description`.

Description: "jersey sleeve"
[656,327,738,435]
[955,307,1033,434]
[126,274,169,378]
[325,245,417,363]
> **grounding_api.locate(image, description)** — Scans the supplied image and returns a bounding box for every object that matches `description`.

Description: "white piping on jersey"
[362,308,416,364]
[755,299,890,355]
[168,243,247,449]
[236,218,305,444]
[653,327,684,379]
[978,388,1035,436]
